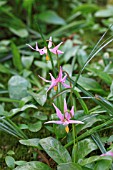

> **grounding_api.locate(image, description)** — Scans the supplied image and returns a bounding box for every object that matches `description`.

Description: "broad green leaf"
[86,67,112,85]
[29,89,47,106]
[15,161,27,166]
[57,162,82,170]
[19,138,41,148]
[0,1,7,6]
[77,76,105,94]
[77,49,88,68]
[28,121,42,132]
[7,150,15,155]
[10,104,37,117]
[11,43,23,71]
[5,156,15,169]
[94,158,112,170]
[22,56,34,69]
[72,138,98,162]
[14,161,52,170]
[8,75,30,100]
[95,6,113,18]
[79,156,112,166]
[39,137,72,164]
[73,4,99,14]
[38,10,66,25]
[9,28,28,38]
[32,111,47,120]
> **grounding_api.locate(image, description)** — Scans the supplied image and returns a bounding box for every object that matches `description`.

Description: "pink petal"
[58,66,63,80]
[53,103,64,121]
[68,120,84,124]
[38,75,51,83]
[26,44,36,51]
[64,98,68,114]
[49,73,55,81]
[38,48,46,55]
[56,50,64,54]
[47,82,57,92]
[36,42,39,51]
[70,106,74,117]
[62,75,67,82]
[50,42,63,54]
[48,37,52,48]
[101,151,113,157]
[44,120,63,124]
[62,82,71,88]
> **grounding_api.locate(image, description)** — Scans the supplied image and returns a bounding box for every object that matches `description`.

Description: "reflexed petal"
[58,66,63,80]
[26,44,36,51]
[50,42,64,54]
[44,120,63,124]
[62,75,67,82]
[101,151,113,157]
[64,98,68,114]
[68,120,84,124]
[53,103,64,121]
[62,82,70,88]
[48,36,52,48]
[70,106,74,117]
[49,73,55,81]
[38,75,51,82]
[36,42,39,51]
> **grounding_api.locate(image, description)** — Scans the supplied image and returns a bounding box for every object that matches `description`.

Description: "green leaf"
[38,10,66,25]
[72,138,98,162]
[14,161,52,170]
[22,56,34,69]
[10,104,37,117]
[32,111,47,120]
[73,4,99,14]
[9,28,28,38]
[19,138,41,149]
[29,89,47,106]
[5,156,15,169]
[77,76,105,94]
[57,162,82,170]
[15,161,27,166]
[95,6,113,18]
[11,43,23,71]
[28,121,42,132]
[8,75,30,100]
[94,157,112,170]
[39,137,72,164]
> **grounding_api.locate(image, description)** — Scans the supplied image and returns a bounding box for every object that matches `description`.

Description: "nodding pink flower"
[38,66,70,92]
[101,151,113,157]
[26,37,64,60]
[44,99,84,133]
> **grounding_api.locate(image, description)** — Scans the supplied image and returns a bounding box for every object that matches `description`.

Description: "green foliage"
[1,0,113,169]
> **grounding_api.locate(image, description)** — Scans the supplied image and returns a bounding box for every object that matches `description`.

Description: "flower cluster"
[27,37,84,132]
[26,36,64,61]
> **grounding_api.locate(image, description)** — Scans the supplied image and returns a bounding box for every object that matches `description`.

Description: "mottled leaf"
[57,162,82,170]
[39,137,72,164]
[14,161,52,170]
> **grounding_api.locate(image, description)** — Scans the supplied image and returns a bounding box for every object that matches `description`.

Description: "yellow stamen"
[46,55,50,61]
[54,86,58,91]
[65,126,69,133]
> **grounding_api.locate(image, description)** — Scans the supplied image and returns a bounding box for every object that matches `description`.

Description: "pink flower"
[26,37,63,60]
[38,66,70,92]
[101,151,113,157]
[44,99,84,133]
